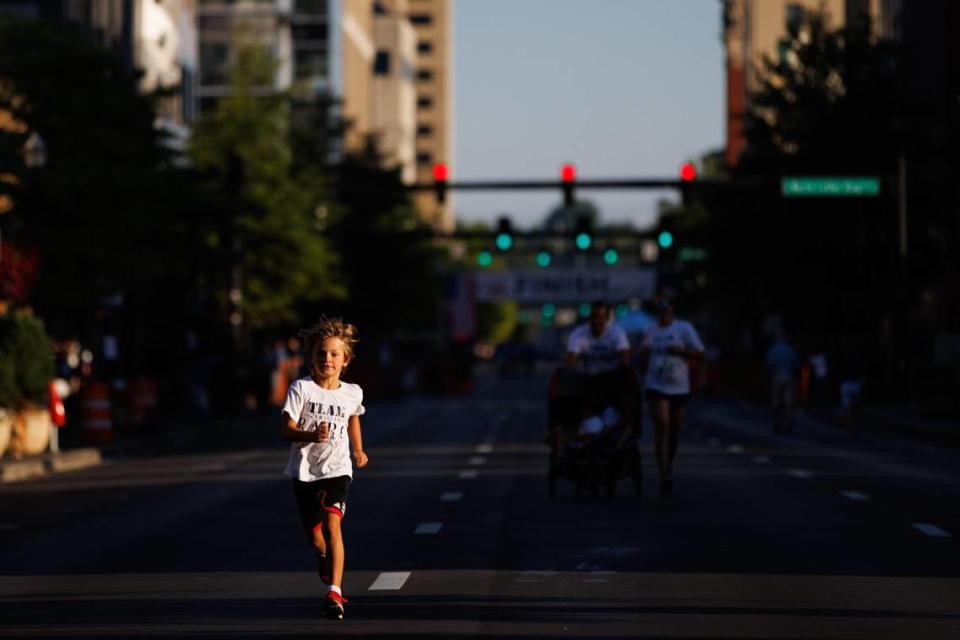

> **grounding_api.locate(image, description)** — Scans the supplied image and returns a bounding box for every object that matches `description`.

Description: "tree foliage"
[189,38,343,331]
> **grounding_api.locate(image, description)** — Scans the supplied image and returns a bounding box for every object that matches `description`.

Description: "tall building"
[406,0,452,231]
[722,0,899,167]
[0,0,198,131]
[197,0,294,112]
[339,0,452,230]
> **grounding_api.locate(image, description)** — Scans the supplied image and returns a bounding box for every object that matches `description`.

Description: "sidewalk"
[0,409,277,484]
[0,447,102,483]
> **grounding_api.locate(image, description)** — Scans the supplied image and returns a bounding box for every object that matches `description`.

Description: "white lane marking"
[913,523,952,538]
[368,572,411,591]
[752,454,771,464]
[788,469,813,479]
[726,444,745,454]
[840,490,870,502]
[467,456,486,466]
[458,470,478,479]
[414,522,443,534]
[440,491,463,502]
[476,444,494,454]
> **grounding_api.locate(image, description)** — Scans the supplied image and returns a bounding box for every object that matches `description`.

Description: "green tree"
[328,139,445,337]
[190,37,343,332]
[704,10,905,339]
[0,15,176,329]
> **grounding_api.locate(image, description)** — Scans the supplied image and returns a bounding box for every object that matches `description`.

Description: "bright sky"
[452,0,724,231]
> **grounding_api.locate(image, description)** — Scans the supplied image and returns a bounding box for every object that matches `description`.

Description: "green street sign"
[782,177,880,197]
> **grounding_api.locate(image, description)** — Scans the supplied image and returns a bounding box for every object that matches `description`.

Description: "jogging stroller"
[545,366,643,498]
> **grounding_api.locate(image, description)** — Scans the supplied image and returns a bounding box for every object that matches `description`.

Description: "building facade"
[339,0,452,230]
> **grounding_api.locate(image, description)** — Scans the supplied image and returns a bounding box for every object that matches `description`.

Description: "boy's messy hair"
[299,316,359,365]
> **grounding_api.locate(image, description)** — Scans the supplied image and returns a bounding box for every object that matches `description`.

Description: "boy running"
[280,316,369,621]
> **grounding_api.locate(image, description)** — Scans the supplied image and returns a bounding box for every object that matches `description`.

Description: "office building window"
[417,125,433,137]
[417,96,433,109]
[374,51,390,75]
[417,41,433,54]
[416,152,433,165]
[410,14,433,26]
[417,69,433,81]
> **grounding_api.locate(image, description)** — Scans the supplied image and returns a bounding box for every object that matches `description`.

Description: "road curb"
[0,448,103,484]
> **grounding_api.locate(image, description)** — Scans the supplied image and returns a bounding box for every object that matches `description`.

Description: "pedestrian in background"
[280,316,369,621]
[640,295,705,494]
[765,332,802,434]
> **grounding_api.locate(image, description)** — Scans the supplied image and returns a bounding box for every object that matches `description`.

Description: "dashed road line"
[414,522,443,534]
[475,444,494,454]
[752,454,771,464]
[440,491,463,502]
[788,469,813,479]
[840,490,870,502]
[458,470,478,479]
[726,444,745,454]
[912,523,952,538]
[467,456,486,466]
[368,572,411,591]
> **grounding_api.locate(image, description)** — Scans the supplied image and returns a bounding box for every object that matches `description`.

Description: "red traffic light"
[679,162,697,182]
[432,162,449,182]
[560,163,577,183]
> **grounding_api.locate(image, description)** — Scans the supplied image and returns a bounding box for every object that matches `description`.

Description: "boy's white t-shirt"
[282,377,365,481]
[642,320,704,395]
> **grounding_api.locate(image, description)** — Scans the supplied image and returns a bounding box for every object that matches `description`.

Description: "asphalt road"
[1,366,958,639]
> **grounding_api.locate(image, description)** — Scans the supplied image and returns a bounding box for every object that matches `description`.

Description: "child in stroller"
[546,367,643,497]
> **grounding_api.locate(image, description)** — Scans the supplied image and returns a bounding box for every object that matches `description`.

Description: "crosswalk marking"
[440,491,463,502]
[840,490,870,502]
[467,456,486,466]
[368,572,411,591]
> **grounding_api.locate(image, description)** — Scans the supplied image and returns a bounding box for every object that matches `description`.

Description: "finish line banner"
[472,268,656,303]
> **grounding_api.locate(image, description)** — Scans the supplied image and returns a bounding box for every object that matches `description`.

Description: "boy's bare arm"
[347,415,368,467]
[280,412,325,443]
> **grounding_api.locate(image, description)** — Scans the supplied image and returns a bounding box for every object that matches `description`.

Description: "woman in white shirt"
[640,296,704,494]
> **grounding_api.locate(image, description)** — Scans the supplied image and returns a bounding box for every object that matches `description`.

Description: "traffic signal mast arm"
[411,177,730,191]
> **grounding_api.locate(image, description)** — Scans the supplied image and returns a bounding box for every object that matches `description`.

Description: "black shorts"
[645,389,690,409]
[292,476,351,536]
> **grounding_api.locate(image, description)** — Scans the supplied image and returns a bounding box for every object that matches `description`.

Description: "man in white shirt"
[640,295,704,494]
[564,301,631,375]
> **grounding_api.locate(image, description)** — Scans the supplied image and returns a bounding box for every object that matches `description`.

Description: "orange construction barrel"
[81,381,113,444]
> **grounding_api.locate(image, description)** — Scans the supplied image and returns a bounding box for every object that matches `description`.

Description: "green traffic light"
[541,303,556,318]
[616,304,629,317]
[579,303,591,317]
[657,231,674,249]
[575,232,592,251]
[495,233,513,251]
[536,251,552,267]
[477,251,493,267]
[603,248,619,265]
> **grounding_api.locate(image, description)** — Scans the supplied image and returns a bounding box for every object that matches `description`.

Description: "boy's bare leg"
[311,525,329,580]
[323,511,345,588]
